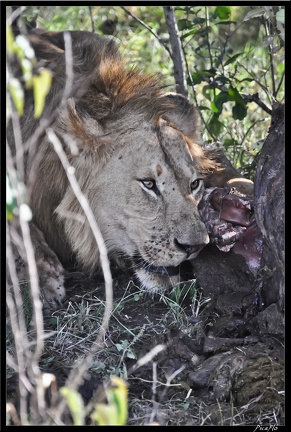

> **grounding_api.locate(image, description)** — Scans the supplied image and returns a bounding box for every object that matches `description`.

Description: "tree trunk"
[163,6,188,97]
[254,102,285,311]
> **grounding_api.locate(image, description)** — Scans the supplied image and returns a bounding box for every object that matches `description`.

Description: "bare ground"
[7,264,284,426]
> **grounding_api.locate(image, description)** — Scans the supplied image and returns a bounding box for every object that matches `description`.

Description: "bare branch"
[182,46,216,141]
[46,129,113,423]
[274,70,285,100]
[241,93,272,115]
[163,6,188,97]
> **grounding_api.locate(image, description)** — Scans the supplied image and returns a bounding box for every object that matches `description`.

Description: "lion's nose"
[174,238,206,256]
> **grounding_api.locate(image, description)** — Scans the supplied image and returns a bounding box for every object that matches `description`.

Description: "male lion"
[8,29,239,311]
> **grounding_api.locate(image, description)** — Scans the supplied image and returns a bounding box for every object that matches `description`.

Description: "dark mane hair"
[20,30,180,131]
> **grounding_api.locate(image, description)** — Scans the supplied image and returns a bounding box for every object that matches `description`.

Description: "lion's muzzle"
[173,237,207,258]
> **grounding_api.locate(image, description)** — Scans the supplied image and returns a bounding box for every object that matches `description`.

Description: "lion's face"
[56,117,210,292]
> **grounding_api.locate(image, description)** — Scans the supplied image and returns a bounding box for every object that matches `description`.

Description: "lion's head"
[16,30,219,292]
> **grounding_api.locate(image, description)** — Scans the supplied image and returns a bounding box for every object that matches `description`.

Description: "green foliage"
[61,376,128,426]
[32,69,52,118]
[91,377,128,426]
[7,5,284,177]
[60,387,85,426]
[175,5,284,176]
[115,339,137,360]
[168,280,198,305]
[6,23,52,120]
[213,6,231,20]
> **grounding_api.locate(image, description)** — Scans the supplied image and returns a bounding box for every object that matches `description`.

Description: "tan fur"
[8,30,222,304]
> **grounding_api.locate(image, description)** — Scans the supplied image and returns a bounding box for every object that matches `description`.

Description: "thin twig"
[149,361,159,424]
[182,45,216,141]
[241,93,272,115]
[205,7,213,69]
[7,142,46,424]
[120,6,172,59]
[46,129,113,424]
[274,70,285,99]
[262,16,276,97]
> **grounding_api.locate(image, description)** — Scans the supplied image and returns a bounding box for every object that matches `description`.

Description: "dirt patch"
[7,265,284,426]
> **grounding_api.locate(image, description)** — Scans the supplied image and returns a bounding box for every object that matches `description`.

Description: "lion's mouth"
[132,253,180,276]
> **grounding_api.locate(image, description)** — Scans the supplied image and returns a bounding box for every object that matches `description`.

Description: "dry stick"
[14,31,76,169]
[6,282,30,425]
[8,152,47,422]
[46,129,113,424]
[159,364,186,401]
[19,214,47,423]
[7,143,46,424]
[149,361,159,424]
[120,6,172,59]
[163,6,188,97]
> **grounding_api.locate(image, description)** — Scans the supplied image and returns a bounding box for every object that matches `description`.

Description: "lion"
[7,29,241,311]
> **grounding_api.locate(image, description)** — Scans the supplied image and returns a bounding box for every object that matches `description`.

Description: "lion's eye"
[190,179,201,191]
[142,179,156,189]
[139,179,160,196]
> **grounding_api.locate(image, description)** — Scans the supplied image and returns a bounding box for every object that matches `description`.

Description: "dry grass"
[6,271,284,426]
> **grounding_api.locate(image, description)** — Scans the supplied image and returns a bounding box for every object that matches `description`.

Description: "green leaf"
[235,77,254,84]
[191,73,203,85]
[192,69,216,85]
[212,91,230,114]
[202,85,213,101]
[32,68,52,118]
[192,17,206,25]
[198,105,210,111]
[223,138,238,148]
[214,6,231,20]
[92,377,128,426]
[6,25,15,55]
[232,103,247,120]
[126,349,136,360]
[227,86,247,120]
[8,78,24,116]
[178,19,191,31]
[224,52,244,66]
[215,21,237,26]
[180,28,199,40]
[243,8,265,22]
[213,75,230,86]
[208,114,224,137]
[115,343,123,352]
[60,387,85,426]
[210,101,219,113]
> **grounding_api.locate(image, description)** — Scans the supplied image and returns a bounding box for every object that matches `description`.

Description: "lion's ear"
[162,93,201,141]
[59,98,113,156]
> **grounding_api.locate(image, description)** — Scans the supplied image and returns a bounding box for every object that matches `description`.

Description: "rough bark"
[254,102,285,311]
[163,6,188,97]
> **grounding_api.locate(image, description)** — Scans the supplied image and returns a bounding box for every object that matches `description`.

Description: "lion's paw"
[37,256,66,314]
[40,274,66,314]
